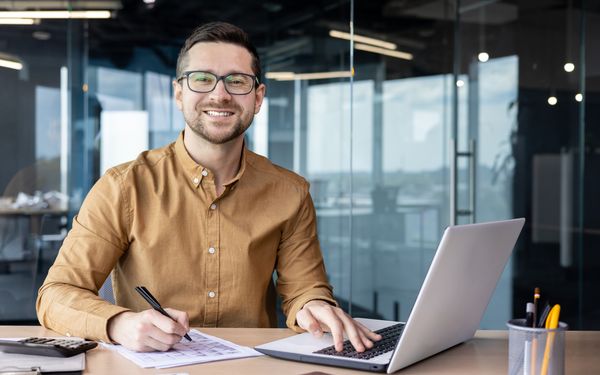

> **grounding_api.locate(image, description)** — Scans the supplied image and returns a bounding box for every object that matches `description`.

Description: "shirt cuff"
[285,295,338,333]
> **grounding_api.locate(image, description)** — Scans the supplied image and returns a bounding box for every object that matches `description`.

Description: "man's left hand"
[296,300,382,352]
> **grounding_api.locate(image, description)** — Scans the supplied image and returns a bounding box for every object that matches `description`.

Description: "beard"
[184,103,254,145]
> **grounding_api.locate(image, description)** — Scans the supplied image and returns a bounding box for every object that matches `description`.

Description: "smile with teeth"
[205,110,234,117]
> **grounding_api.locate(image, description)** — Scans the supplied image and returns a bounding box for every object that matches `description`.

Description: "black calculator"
[0,337,98,357]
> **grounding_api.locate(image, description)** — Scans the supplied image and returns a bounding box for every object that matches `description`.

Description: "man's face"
[174,42,265,145]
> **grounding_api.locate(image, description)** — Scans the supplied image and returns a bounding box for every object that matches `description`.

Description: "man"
[37,22,380,353]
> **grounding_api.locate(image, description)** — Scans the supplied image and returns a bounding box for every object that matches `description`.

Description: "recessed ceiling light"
[564,62,575,72]
[32,31,51,40]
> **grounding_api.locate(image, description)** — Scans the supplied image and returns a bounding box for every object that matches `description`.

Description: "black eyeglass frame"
[176,70,260,95]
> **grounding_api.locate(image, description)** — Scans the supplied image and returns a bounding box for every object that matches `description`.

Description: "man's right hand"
[107,309,190,352]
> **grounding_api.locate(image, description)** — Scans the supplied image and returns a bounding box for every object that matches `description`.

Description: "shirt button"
[208,291,216,298]
[193,177,199,184]
[210,203,217,210]
[208,247,216,254]
[201,170,208,176]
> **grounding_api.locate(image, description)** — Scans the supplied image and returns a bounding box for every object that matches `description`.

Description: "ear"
[254,83,266,114]
[173,80,183,111]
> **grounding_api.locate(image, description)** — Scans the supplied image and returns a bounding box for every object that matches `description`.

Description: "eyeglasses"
[177,71,259,95]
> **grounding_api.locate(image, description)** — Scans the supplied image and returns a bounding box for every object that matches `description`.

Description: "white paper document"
[103,329,262,369]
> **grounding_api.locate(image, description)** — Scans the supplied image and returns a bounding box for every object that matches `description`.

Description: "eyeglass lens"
[187,71,255,94]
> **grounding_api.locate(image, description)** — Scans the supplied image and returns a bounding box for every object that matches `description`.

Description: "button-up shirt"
[36,132,335,342]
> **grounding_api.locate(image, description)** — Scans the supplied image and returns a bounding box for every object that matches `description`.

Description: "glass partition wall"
[1,0,598,329]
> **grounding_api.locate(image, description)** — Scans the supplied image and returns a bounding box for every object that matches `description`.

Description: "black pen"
[525,302,534,327]
[135,286,192,341]
[537,302,551,328]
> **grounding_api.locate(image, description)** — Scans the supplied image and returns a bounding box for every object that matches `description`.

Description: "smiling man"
[36,22,380,353]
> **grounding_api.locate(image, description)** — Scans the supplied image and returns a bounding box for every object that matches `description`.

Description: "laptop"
[256,218,525,373]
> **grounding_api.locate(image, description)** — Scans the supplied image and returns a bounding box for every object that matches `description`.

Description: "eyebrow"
[185,69,255,76]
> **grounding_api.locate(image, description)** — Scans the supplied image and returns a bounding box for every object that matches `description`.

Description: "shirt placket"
[202,169,220,327]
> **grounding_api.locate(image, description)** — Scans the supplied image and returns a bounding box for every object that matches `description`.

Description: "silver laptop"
[256,218,525,373]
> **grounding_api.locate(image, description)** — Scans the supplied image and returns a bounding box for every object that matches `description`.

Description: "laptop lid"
[387,218,525,372]
[255,218,525,373]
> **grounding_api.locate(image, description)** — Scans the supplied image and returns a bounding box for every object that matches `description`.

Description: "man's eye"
[191,73,214,83]
[227,76,248,85]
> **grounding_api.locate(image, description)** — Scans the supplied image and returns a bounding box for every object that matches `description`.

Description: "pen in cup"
[135,286,192,342]
[538,302,551,328]
[541,304,561,375]
[524,303,535,375]
[533,287,540,328]
[531,288,540,374]
[525,303,534,327]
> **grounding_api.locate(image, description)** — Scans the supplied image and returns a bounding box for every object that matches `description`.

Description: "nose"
[208,78,232,102]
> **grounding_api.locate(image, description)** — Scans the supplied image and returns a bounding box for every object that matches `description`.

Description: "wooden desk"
[2,327,599,374]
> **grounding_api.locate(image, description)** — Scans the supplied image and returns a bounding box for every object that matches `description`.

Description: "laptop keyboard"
[313,323,405,360]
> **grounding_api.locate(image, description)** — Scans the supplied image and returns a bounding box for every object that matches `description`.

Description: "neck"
[183,126,244,191]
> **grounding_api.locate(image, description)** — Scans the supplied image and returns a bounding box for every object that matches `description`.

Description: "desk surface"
[2,326,599,374]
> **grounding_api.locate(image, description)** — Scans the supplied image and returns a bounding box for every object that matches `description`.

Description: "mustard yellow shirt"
[36,132,335,342]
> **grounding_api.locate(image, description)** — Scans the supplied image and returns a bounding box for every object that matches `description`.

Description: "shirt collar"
[174,131,205,178]
[173,130,248,186]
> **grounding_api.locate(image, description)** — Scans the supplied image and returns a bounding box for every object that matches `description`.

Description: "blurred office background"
[0,0,598,329]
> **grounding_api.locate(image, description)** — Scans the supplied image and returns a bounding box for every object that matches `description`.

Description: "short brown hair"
[176,22,261,82]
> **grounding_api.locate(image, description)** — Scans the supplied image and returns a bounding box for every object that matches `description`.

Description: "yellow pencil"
[541,304,561,375]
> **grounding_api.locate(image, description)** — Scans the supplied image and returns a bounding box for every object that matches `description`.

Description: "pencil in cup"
[507,319,568,375]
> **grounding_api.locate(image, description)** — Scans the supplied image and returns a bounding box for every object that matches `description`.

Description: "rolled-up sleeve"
[36,168,131,342]
[275,186,337,332]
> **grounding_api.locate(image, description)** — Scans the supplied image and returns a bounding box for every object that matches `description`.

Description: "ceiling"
[1,0,599,89]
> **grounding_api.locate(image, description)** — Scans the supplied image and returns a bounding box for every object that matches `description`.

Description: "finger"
[355,320,383,341]
[332,309,366,352]
[145,310,186,345]
[143,333,174,352]
[352,325,373,349]
[309,306,345,351]
[165,307,190,331]
[296,307,323,337]
[147,310,187,338]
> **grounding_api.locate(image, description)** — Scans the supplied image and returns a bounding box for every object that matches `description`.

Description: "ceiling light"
[564,62,575,72]
[32,31,51,40]
[0,10,112,19]
[547,96,557,106]
[575,93,583,102]
[329,30,397,50]
[478,52,489,62]
[0,18,36,24]
[265,72,296,80]
[0,1,122,10]
[266,71,352,81]
[0,56,23,70]
[354,43,413,60]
